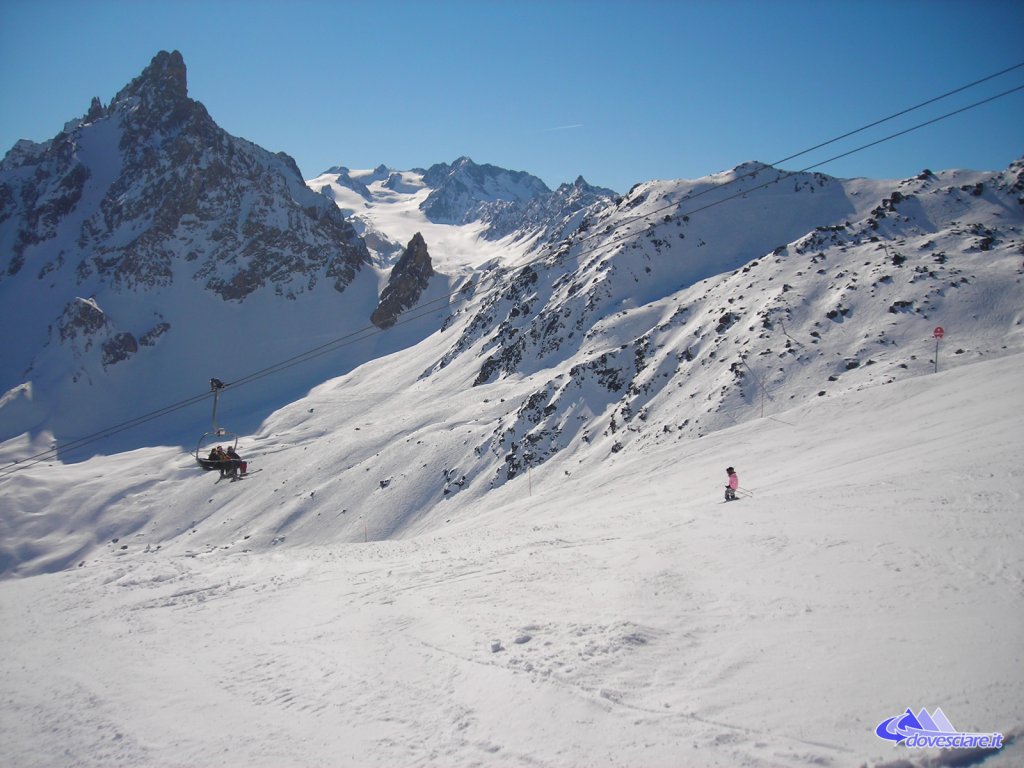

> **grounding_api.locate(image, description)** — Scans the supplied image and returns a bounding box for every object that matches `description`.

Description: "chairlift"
[194,378,239,471]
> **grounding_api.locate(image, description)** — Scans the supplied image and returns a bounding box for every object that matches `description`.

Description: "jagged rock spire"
[371,233,434,329]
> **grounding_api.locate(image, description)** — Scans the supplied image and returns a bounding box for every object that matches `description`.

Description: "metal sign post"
[933,327,944,373]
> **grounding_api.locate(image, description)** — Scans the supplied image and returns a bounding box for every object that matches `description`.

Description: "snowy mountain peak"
[0,51,372,445]
[405,157,618,248]
[419,156,552,224]
[732,159,772,174]
[0,50,370,295]
[555,175,616,200]
[1,139,43,167]
[421,156,549,197]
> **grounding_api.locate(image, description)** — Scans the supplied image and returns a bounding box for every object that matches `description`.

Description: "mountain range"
[1,48,1022,529]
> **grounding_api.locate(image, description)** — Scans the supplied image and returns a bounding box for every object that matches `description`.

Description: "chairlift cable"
[541,65,1024,260]
[0,292,462,476]
[530,81,1024,274]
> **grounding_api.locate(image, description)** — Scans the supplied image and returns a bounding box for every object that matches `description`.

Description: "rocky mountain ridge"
[312,157,617,257]
[1,51,369,301]
[423,160,1024,488]
[419,156,554,225]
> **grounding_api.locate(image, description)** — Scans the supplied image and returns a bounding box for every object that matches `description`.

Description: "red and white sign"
[933,326,945,339]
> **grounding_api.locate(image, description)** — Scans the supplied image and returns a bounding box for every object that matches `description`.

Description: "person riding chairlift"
[226,446,247,477]
[207,445,238,479]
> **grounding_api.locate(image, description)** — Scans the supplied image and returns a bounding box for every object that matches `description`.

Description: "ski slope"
[2,351,1021,768]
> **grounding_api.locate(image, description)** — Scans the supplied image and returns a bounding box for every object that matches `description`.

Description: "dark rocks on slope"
[371,232,434,329]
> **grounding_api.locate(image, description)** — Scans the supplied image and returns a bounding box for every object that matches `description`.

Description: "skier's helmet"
[726,466,734,473]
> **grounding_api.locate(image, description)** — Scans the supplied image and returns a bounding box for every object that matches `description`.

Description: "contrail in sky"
[541,123,584,132]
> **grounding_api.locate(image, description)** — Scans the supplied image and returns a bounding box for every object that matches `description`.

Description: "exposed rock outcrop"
[371,232,434,329]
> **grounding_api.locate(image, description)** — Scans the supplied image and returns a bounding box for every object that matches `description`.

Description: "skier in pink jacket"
[725,467,739,501]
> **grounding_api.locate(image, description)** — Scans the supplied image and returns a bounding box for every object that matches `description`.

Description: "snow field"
[1,352,1021,767]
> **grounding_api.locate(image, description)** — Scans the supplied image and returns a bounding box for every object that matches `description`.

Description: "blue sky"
[1,0,1022,193]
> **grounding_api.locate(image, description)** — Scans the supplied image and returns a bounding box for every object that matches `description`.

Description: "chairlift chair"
[194,378,240,471]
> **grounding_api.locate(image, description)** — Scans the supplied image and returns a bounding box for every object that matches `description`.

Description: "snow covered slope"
[1,350,1021,767]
